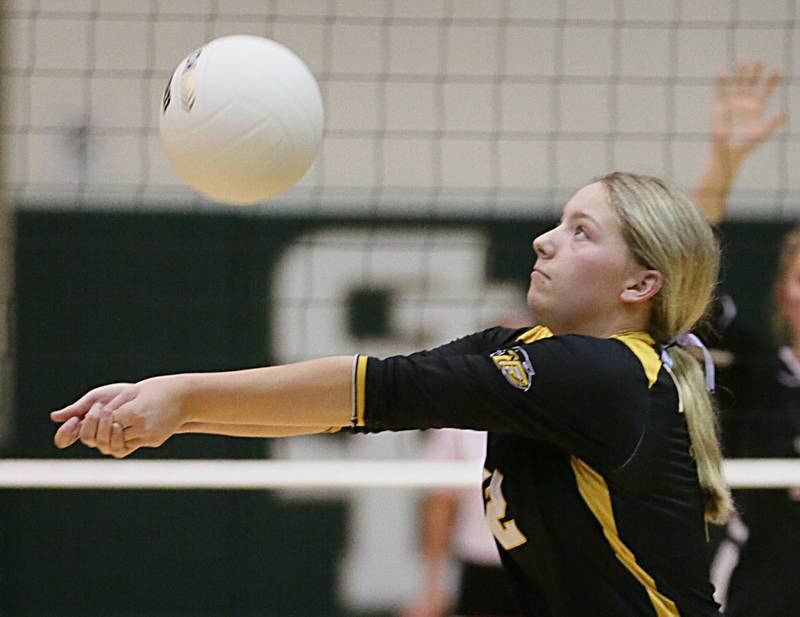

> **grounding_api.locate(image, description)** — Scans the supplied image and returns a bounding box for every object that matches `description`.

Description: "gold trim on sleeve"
[352,355,368,427]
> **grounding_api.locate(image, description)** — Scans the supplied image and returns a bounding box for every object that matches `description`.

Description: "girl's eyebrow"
[565,210,601,228]
[572,210,598,222]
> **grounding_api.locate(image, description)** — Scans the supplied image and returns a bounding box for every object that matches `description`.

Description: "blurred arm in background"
[401,479,458,617]
[693,58,787,225]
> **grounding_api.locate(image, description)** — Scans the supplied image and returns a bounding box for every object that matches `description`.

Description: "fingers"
[105,388,137,416]
[79,402,104,448]
[733,58,763,94]
[733,58,749,95]
[95,393,136,454]
[52,383,139,453]
[110,422,125,452]
[112,405,134,432]
[53,416,81,449]
[749,60,764,90]
[110,422,124,455]
[96,411,113,452]
[52,379,179,455]
[70,396,147,455]
[113,406,148,442]
[760,68,783,106]
[80,399,144,453]
[109,422,139,459]
[50,383,131,423]
[78,402,122,451]
[113,403,147,445]
[761,110,789,143]
[54,387,145,457]
[112,404,162,445]
[50,390,100,423]
[724,59,783,105]
[65,416,141,458]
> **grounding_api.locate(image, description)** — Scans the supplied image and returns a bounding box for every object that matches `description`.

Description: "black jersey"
[352,326,720,617]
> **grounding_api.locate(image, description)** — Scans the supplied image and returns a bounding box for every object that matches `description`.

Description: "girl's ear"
[620,270,663,304]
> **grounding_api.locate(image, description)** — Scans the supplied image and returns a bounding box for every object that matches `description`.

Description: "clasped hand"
[50,376,186,458]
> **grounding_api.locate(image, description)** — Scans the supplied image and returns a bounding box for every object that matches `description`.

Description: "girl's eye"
[574,225,588,238]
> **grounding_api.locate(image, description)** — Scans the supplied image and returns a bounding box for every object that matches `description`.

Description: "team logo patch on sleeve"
[491,346,535,391]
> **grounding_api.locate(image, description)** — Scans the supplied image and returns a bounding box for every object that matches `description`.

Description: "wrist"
[148,373,196,424]
[709,144,745,177]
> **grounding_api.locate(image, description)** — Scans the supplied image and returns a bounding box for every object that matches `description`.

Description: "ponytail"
[668,347,732,525]
[599,171,732,526]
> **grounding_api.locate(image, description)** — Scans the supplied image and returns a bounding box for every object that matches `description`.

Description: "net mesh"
[1,0,797,216]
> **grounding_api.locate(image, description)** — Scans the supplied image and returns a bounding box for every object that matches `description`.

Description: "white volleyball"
[159,35,324,205]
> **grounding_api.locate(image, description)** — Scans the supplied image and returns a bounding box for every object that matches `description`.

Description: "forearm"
[175,356,355,427]
[175,422,336,437]
[693,146,743,225]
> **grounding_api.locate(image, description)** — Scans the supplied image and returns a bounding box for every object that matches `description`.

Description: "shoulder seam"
[611,334,661,389]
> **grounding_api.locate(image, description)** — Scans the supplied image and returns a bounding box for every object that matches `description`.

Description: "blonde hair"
[772,225,800,344]
[599,171,732,525]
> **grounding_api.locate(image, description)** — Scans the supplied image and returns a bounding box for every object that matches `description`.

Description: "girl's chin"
[526,288,546,310]
[526,297,546,322]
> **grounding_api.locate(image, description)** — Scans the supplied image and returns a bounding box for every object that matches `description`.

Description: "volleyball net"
[3,0,798,215]
[2,3,800,616]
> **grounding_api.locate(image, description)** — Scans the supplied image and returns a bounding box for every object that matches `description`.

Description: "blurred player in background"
[53,169,730,616]
[692,59,798,616]
[401,429,518,617]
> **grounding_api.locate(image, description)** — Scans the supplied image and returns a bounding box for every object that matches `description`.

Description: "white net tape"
[0,458,797,490]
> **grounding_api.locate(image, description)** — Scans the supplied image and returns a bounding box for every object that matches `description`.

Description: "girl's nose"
[533,229,555,259]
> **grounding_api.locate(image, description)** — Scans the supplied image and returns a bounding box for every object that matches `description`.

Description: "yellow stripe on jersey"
[353,355,368,427]
[571,457,681,617]
[515,325,554,344]
[612,331,661,388]
[517,327,660,388]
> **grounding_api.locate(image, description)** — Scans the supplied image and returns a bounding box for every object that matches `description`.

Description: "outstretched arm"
[694,59,787,225]
[51,356,354,458]
[49,329,528,458]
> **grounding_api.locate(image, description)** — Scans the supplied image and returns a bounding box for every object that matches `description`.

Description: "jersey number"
[484,468,528,550]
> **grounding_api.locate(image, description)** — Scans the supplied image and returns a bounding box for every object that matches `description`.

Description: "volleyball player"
[52,172,730,616]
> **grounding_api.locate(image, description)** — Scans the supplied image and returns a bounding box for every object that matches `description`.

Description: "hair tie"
[660,333,715,392]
